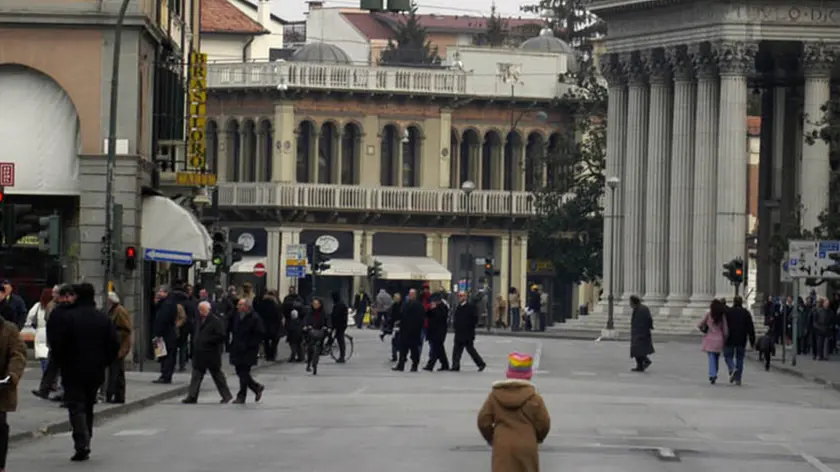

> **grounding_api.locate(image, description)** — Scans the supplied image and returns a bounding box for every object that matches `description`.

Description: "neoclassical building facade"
[588,0,840,322]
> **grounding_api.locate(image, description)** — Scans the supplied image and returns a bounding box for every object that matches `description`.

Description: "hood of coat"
[490,379,537,409]
[263,294,279,304]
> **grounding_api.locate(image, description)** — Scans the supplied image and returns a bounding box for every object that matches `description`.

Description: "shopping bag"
[363,308,371,326]
[153,337,168,359]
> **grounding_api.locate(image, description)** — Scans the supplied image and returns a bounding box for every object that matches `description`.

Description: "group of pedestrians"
[762,294,840,361]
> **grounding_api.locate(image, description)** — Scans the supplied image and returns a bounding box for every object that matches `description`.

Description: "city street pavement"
[750,347,840,392]
[9,330,840,471]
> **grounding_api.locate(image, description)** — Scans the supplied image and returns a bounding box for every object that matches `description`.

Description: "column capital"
[599,53,626,86]
[712,40,757,76]
[688,42,718,79]
[665,45,694,82]
[640,48,671,84]
[803,42,840,78]
[621,52,648,86]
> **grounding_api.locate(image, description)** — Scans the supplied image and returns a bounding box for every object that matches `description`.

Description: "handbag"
[699,322,709,334]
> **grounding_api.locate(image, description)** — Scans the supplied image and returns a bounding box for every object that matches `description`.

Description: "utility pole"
[102,0,132,308]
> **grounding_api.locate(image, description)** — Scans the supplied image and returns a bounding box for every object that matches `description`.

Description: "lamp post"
[605,176,620,332]
[462,180,476,295]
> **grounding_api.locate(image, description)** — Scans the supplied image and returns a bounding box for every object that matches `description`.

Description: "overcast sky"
[272,0,542,22]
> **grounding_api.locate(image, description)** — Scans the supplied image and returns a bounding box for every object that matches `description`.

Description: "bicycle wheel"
[344,334,354,361]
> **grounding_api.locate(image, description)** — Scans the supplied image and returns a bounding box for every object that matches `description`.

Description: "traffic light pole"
[102,0,132,309]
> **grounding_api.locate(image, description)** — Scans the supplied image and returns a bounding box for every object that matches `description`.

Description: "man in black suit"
[330,291,349,363]
[182,301,232,404]
[49,283,119,462]
[392,289,424,372]
[450,291,486,372]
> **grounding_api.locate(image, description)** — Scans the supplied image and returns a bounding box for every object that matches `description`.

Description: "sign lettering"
[187,52,208,171]
[176,172,217,186]
[734,5,840,24]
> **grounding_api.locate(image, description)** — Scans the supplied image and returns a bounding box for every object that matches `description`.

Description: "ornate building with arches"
[206,49,568,300]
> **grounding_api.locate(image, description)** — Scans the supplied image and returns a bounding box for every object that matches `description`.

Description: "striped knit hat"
[506,352,533,380]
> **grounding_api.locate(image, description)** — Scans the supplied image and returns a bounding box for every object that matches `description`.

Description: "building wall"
[204,34,253,62]
[228,0,284,60]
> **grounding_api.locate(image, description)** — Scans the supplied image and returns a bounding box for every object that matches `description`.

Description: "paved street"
[9,330,840,471]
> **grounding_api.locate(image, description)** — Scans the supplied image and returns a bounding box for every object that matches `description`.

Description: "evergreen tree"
[482,3,508,47]
[521,0,605,64]
[380,3,441,66]
[528,64,606,285]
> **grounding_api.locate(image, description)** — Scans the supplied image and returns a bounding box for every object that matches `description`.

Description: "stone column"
[439,234,451,269]
[599,53,628,306]
[756,90,773,302]
[664,45,696,310]
[642,48,673,307]
[688,43,720,309]
[334,129,343,185]
[498,234,510,302]
[714,40,757,299]
[310,130,320,184]
[800,42,837,231]
[518,235,528,300]
[266,227,282,289]
[769,70,787,295]
[352,229,364,294]
[621,52,650,301]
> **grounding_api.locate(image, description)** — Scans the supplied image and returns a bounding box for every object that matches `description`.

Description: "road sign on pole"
[787,240,840,279]
[285,243,308,279]
[254,262,266,277]
[144,248,194,265]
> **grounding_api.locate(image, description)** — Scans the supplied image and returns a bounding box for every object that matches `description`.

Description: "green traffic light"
[213,256,223,266]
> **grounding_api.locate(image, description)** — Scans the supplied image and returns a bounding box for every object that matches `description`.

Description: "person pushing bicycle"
[303,298,331,375]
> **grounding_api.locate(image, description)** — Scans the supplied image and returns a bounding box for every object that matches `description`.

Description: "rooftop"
[201,0,268,34]
[340,10,544,40]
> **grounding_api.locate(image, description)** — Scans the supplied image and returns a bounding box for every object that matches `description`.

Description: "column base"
[659,296,690,316]
[641,293,667,309]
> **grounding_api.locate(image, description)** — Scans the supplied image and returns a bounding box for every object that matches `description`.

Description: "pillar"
[688,43,720,308]
[713,40,756,299]
[272,102,295,182]
[664,45,696,309]
[334,129,343,185]
[756,88,774,302]
[266,227,282,290]
[310,129,320,184]
[439,234,451,267]
[425,234,436,258]
[278,227,302,296]
[517,235,528,298]
[498,234,510,301]
[620,51,650,301]
[642,48,673,307]
[599,53,628,306]
[363,230,375,258]
[352,229,364,295]
[800,42,836,232]
[439,110,453,188]
[239,126,248,182]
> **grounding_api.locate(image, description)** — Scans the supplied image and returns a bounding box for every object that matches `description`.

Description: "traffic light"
[211,231,226,266]
[484,256,500,277]
[37,214,61,256]
[312,244,331,274]
[824,253,840,277]
[3,204,38,247]
[367,259,383,279]
[722,257,744,285]
[225,242,244,268]
[124,246,137,271]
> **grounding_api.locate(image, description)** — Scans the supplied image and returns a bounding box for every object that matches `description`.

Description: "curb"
[10,361,281,446]
[474,329,701,343]
[746,353,840,393]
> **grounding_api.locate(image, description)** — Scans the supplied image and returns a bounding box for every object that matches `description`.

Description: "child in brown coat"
[477,352,551,472]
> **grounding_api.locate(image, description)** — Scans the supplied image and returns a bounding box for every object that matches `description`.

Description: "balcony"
[217,182,536,217]
[208,61,468,96]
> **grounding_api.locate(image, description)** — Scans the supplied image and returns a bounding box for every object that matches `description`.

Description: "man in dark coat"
[229,299,266,404]
[723,295,756,386]
[423,297,451,371]
[451,291,486,372]
[629,295,654,372]
[254,291,283,361]
[393,289,424,372]
[330,291,349,363]
[152,282,193,384]
[49,283,119,461]
[182,301,232,404]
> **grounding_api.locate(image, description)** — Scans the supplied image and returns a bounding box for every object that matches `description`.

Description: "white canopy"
[374,256,451,281]
[141,195,212,262]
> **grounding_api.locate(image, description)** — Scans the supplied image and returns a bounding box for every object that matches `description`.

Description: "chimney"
[258,0,271,28]
[307,0,324,11]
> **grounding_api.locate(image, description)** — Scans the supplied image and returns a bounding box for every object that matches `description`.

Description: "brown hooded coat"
[477,379,551,472]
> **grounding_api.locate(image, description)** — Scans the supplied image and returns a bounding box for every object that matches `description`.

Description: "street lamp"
[462,180,476,295]
[605,176,620,333]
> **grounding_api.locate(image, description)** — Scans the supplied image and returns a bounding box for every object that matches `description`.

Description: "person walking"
[229,299,265,404]
[723,296,755,386]
[152,284,190,384]
[0,297,28,471]
[508,287,521,331]
[372,289,393,329]
[329,291,349,363]
[476,352,550,472]
[451,291,486,372]
[812,297,834,361]
[104,292,132,404]
[254,291,283,362]
[423,298,450,371]
[629,295,654,372]
[303,298,330,375]
[698,299,729,384]
[182,301,232,404]
[34,285,72,401]
[393,289,424,372]
[49,283,119,461]
[24,288,52,373]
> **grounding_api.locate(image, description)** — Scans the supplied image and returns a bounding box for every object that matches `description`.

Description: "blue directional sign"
[286,265,306,278]
[144,248,194,265]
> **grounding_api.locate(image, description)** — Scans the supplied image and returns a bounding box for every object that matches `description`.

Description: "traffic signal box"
[722,258,744,286]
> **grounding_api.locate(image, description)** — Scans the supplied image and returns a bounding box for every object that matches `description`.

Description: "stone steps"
[563,310,708,335]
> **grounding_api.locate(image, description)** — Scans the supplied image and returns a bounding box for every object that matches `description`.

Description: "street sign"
[816,240,840,279]
[254,262,266,277]
[0,163,14,186]
[285,266,306,278]
[176,172,217,186]
[787,240,815,279]
[144,248,193,265]
[285,244,308,266]
[780,252,792,283]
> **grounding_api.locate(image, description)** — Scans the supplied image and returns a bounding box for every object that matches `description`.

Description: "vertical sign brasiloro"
[188,51,208,170]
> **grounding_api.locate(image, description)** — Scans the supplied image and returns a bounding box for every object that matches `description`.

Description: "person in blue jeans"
[697,299,728,384]
[722,296,756,386]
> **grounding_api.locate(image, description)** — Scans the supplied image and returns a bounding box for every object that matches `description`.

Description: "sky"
[272,0,543,22]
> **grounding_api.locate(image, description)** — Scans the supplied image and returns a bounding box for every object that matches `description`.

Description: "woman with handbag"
[698,300,729,384]
[24,289,52,372]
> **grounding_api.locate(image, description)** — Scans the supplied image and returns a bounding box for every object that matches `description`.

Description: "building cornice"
[590,0,685,15]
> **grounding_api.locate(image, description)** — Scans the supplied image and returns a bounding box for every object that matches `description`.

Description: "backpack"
[175,303,187,330]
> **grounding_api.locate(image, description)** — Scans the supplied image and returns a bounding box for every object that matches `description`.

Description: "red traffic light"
[734,268,743,276]
[125,246,136,258]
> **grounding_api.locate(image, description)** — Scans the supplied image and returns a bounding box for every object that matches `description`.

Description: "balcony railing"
[217,182,536,217]
[208,61,468,95]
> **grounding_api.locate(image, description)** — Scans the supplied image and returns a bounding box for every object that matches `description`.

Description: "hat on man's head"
[506,352,533,380]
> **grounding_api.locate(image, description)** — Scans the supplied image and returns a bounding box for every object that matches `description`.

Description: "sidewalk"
[748,348,840,392]
[10,344,289,444]
[472,326,701,343]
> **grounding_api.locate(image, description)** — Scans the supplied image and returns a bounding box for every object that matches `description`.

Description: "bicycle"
[320,329,354,361]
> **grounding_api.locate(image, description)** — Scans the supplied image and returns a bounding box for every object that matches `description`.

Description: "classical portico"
[594,0,840,320]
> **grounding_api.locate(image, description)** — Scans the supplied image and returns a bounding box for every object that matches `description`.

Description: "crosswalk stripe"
[113,429,161,436]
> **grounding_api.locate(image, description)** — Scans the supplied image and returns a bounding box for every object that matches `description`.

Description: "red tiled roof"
[343,12,394,40]
[201,0,268,35]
